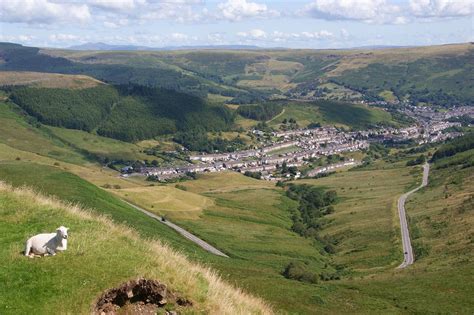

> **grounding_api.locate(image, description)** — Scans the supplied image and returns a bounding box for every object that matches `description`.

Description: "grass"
[0,161,197,252]
[1,147,473,313]
[297,160,420,271]
[1,99,472,313]
[0,182,272,314]
[404,162,473,268]
[265,145,300,156]
[110,185,214,220]
[267,102,323,127]
[0,101,87,165]
[46,126,153,161]
[267,100,394,129]
[378,90,397,102]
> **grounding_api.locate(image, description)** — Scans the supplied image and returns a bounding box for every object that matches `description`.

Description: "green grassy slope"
[298,161,420,271]
[0,101,87,165]
[262,100,397,129]
[46,126,153,161]
[1,126,473,313]
[0,161,204,254]
[0,183,272,314]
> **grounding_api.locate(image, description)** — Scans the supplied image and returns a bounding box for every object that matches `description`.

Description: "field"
[0,182,271,314]
[46,126,154,161]
[0,101,87,165]
[298,160,421,271]
[110,185,214,220]
[265,100,395,129]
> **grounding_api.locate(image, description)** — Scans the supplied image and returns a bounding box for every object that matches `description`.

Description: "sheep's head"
[56,226,69,239]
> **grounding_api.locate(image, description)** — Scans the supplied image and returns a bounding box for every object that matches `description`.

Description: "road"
[397,163,430,268]
[122,200,229,258]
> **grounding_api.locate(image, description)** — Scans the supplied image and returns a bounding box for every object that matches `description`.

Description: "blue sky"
[0,0,472,49]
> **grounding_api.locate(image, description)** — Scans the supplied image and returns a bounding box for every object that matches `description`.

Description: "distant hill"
[1,41,473,106]
[68,42,151,51]
[68,42,261,51]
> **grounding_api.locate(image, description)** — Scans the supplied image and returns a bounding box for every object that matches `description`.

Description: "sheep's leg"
[24,240,32,257]
[46,248,56,256]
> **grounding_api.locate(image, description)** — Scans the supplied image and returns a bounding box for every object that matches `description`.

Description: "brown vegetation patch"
[94,278,192,315]
[0,71,103,89]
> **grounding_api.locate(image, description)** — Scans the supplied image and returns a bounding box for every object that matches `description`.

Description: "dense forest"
[237,102,283,121]
[10,86,119,131]
[8,84,235,142]
[96,97,177,141]
[431,133,474,162]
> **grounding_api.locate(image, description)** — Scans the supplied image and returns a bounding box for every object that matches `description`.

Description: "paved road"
[122,200,229,258]
[397,163,430,268]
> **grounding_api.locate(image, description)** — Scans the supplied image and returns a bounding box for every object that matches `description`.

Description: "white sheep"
[24,226,69,257]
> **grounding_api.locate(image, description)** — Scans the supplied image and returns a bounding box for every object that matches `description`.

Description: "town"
[124,105,470,182]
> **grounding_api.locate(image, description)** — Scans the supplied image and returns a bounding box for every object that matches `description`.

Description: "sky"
[0,0,473,49]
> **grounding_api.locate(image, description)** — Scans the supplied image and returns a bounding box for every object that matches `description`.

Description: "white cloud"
[409,0,474,18]
[237,28,267,39]
[139,2,205,23]
[302,0,474,23]
[0,34,35,42]
[217,0,279,21]
[103,18,129,28]
[207,32,226,43]
[340,28,350,39]
[89,0,146,12]
[0,0,91,25]
[302,0,403,23]
[237,29,335,43]
[49,34,81,42]
[170,32,189,41]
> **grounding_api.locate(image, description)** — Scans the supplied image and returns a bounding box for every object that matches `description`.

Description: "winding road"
[397,163,430,268]
[122,200,229,258]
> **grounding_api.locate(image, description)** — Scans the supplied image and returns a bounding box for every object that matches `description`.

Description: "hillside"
[0,98,473,312]
[44,42,474,106]
[1,42,473,106]
[7,84,234,142]
[0,181,271,314]
[0,71,103,89]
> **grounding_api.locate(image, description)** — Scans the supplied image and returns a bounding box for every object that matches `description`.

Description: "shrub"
[282,261,319,284]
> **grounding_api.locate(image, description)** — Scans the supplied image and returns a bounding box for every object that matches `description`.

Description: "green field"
[0,101,87,165]
[46,126,153,161]
[265,100,396,129]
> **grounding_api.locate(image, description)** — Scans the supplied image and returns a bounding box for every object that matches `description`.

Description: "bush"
[406,155,426,166]
[244,171,262,179]
[282,261,319,284]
